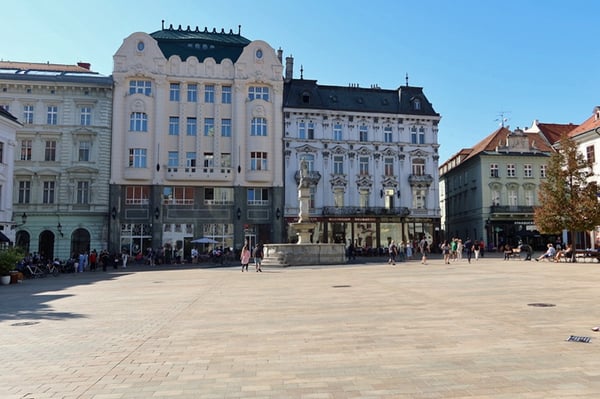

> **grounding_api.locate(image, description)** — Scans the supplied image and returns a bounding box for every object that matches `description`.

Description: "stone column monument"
[292,157,316,243]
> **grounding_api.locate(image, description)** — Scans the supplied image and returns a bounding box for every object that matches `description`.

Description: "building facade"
[564,107,600,249]
[0,106,19,245]
[110,24,284,260]
[439,126,558,250]
[283,61,441,252]
[0,62,113,260]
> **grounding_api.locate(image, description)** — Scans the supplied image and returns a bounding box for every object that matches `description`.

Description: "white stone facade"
[110,28,284,258]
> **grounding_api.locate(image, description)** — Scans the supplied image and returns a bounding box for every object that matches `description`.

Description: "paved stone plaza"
[2,254,600,398]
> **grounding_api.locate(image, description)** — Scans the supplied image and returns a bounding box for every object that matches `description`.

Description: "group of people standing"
[388,237,431,265]
[440,237,483,264]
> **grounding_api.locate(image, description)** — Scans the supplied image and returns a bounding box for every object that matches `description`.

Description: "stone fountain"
[262,158,345,267]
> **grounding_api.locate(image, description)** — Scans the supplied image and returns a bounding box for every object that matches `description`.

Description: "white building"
[110,24,284,259]
[282,60,441,251]
[0,62,113,259]
[0,106,19,245]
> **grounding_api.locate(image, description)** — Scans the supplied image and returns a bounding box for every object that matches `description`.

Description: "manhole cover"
[332,285,351,288]
[11,321,40,327]
[567,335,591,343]
[528,303,556,307]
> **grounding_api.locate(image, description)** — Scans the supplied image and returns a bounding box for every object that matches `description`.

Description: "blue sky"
[3,0,599,162]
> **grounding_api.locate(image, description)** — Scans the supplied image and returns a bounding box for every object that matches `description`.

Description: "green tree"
[534,135,600,257]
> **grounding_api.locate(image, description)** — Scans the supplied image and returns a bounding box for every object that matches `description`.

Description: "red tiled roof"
[568,109,600,137]
[536,123,577,144]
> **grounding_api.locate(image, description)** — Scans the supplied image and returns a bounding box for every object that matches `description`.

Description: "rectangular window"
[221,118,231,137]
[333,123,343,141]
[204,187,233,205]
[490,163,499,178]
[0,142,3,163]
[333,155,344,175]
[359,156,369,175]
[169,116,180,135]
[491,189,500,206]
[203,153,214,172]
[79,141,90,161]
[129,112,148,131]
[187,84,197,102]
[508,189,518,206]
[20,140,32,161]
[251,117,267,136]
[80,106,91,126]
[204,118,215,136]
[247,188,269,204]
[412,159,425,176]
[413,188,426,209]
[221,86,232,104]
[540,164,547,178]
[43,181,55,204]
[524,164,532,177]
[587,145,595,164]
[76,181,90,204]
[47,105,58,125]
[128,148,147,168]
[418,127,425,144]
[186,117,197,136]
[204,84,215,103]
[129,80,152,95]
[359,125,368,142]
[18,181,31,204]
[167,151,179,171]
[248,86,269,101]
[169,83,180,101]
[334,190,344,207]
[250,152,268,171]
[221,153,232,172]
[45,140,56,161]
[384,157,394,176]
[163,186,194,205]
[23,105,34,124]
[384,127,393,143]
[125,186,150,205]
[185,152,196,172]
[359,189,369,208]
[411,127,417,144]
[524,188,534,206]
[298,122,306,139]
[507,164,516,177]
[307,122,315,139]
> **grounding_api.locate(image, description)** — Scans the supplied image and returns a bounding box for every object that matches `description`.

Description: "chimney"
[285,55,294,82]
[77,62,91,70]
[277,48,283,63]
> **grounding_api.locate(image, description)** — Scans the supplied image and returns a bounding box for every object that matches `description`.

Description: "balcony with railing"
[322,206,410,217]
[408,174,433,186]
[490,205,534,214]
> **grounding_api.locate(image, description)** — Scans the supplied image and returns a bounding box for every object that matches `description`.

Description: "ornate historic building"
[283,59,441,251]
[0,62,113,259]
[110,24,284,259]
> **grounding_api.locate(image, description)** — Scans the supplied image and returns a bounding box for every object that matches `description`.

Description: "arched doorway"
[71,228,90,257]
[38,230,56,260]
[16,230,30,254]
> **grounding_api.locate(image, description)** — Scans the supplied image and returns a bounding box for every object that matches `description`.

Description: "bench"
[574,250,600,263]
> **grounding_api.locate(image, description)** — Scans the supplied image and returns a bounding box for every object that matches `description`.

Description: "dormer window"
[413,98,421,111]
[301,91,310,104]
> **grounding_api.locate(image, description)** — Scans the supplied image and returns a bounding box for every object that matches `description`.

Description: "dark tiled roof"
[283,79,439,116]
[150,25,251,63]
[0,106,19,124]
[0,61,111,85]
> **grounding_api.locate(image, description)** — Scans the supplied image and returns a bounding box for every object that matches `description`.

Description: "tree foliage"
[534,135,600,247]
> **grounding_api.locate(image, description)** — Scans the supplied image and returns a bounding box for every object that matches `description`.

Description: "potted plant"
[0,247,23,285]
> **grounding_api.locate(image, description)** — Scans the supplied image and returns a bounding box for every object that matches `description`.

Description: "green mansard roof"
[150,24,251,63]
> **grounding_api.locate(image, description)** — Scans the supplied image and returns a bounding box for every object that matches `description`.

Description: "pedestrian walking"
[240,243,251,272]
[253,242,263,272]
[419,237,429,265]
[441,240,451,264]
[388,240,398,265]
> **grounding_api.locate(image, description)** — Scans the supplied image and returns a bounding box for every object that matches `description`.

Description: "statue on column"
[298,157,310,223]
